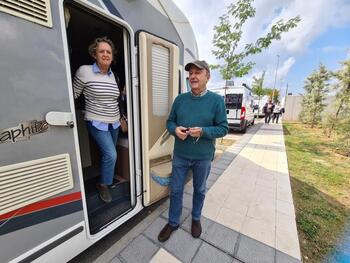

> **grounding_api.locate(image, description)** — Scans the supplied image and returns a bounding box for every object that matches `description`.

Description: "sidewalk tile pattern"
[192,242,233,263]
[97,123,302,263]
[119,235,158,263]
[150,248,181,263]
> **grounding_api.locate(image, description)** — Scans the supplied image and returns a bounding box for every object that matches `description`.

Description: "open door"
[64,0,134,234]
[138,32,179,206]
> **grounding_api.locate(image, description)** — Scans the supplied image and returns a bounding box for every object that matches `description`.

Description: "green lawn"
[283,122,350,263]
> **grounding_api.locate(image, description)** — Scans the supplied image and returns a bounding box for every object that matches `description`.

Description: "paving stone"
[143,217,168,245]
[192,242,233,263]
[203,222,239,255]
[206,179,215,190]
[164,228,202,263]
[217,158,233,165]
[182,215,214,236]
[183,193,193,209]
[276,251,301,263]
[220,153,236,160]
[221,152,236,160]
[213,162,229,170]
[119,235,159,263]
[211,167,225,175]
[109,256,122,263]
[207,172,220,182]
[161,207,191,225]
[184,184,194,195]
[236,235,275,263]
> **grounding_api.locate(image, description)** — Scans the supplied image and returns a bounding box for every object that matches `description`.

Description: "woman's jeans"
[86,122,119,185]
[169,154,211,227]
[272,113,280,123]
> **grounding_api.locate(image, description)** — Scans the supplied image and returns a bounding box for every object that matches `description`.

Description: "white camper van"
[0,1,198,262]
[224,85,255,133]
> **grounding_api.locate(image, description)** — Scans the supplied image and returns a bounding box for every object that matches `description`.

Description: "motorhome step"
[89,198,132,234]
[86,182,130,215]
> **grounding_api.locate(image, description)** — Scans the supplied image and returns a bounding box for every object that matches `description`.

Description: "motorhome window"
[151,44,170,117]
[225,94,243,109]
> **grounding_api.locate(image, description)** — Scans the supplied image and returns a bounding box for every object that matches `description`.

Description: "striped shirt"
[73,64,120,124]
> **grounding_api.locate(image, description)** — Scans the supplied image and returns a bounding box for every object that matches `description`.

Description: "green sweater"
[167,91,228,160]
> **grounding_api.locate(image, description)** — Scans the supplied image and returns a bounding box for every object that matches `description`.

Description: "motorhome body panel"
[0,2,85,262]
[0,0,198,261]
[106,0,185,63]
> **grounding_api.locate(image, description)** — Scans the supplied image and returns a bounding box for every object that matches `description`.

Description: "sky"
[174,0,350,95]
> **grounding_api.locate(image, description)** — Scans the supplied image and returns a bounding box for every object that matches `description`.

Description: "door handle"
[45,112,74,128]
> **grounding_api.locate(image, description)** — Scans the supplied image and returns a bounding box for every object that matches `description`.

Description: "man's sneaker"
[158,224,178,242]
[191,220,202,238]
[96,184,112,203]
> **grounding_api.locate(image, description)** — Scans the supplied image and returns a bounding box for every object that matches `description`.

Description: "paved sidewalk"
[95,122,301,263]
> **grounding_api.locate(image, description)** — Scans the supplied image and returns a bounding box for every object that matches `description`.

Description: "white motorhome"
[0,1,197,262]
[213,85,255,133]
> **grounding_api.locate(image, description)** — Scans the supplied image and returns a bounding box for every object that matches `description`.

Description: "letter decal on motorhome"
[0,120,49,144]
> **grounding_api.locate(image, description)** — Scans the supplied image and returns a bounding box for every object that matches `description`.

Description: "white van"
[224,85,255,133]
[253,95,269,117]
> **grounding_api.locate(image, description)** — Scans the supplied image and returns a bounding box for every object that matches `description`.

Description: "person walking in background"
[73,37,120,203]
[272,102,282,123]
[158,60,228,242]
[263,99,274,124]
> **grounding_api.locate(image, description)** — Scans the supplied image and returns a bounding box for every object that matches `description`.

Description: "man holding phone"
[158,60,228,242]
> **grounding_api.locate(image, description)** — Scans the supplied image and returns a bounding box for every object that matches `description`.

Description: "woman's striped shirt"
[73,65,120,123]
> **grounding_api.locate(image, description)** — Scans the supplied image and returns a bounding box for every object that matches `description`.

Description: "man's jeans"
[169,154,211,227]
[265,113,272,123]
[86,122,119,185]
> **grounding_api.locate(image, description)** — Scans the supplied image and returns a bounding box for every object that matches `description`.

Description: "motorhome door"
[138,32,179,206]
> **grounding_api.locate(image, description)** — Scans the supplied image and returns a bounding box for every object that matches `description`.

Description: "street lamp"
[272,54,280,101]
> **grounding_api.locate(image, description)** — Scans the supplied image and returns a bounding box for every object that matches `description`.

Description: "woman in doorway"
[73,37,120,203]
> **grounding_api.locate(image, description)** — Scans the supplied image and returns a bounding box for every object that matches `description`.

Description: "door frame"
[58,0,142,239]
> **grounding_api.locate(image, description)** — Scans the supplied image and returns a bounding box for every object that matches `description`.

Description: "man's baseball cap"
[185,60,210,73]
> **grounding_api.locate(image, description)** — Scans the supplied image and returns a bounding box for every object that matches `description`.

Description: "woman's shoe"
[96,184,112,203]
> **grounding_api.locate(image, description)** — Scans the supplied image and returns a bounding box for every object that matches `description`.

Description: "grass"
[283,122,350,262]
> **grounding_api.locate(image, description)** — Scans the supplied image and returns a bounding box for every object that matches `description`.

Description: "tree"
[212,0,300,84]
[323,59,350,156]
[264,88,280,102]
[252,71,266,116]
[300,64,331,128]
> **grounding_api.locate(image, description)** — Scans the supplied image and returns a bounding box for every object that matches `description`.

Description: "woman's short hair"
[88,37,116,60]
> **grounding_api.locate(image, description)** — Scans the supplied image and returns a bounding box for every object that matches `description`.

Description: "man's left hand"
[189,127,202,138]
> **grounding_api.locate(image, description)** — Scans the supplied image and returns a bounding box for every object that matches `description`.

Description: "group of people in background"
[263,99,285,124]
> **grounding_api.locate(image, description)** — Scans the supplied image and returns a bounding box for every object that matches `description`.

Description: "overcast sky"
[175,0,350,95]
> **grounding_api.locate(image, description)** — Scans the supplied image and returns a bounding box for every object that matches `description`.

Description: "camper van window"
[151,44,170,117]
[225,94,243,109]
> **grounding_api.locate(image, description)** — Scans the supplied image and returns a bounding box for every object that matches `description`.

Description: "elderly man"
[158,60,228,242]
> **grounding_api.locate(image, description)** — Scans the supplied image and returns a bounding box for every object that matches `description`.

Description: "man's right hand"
[175,126,188,141]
